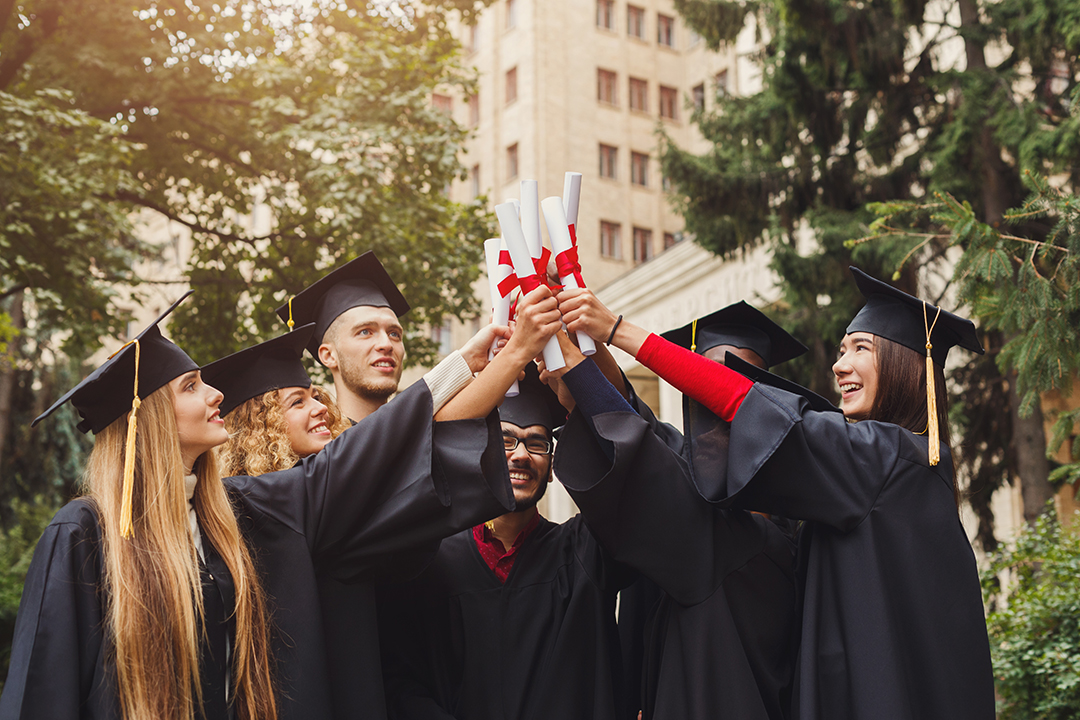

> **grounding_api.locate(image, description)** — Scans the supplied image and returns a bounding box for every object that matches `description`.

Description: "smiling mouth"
[309,422,330,435]
[372,359,396,371]
[509,470,534,484]
[209,410,222,423]
[839,383,862,395]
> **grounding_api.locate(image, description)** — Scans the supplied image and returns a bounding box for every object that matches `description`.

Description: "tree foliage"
[664,0,1080,541]
[983,508,1080,719]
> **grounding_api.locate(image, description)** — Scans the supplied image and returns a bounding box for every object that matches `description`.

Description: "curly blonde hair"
[217,384,351,477]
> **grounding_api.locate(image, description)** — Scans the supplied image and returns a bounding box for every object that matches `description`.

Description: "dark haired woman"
[0,289,561,720]
[550,268,994,720]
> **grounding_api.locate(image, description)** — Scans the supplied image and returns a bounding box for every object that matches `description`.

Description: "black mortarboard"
[33,292,198,434]
[201,324,316,417]
[846,267,984,366]
[275,252,410,362]
[659,301,807,368]
[499,364,567,432]
[724,352,842,414]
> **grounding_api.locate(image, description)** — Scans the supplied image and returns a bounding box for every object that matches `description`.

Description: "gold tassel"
[120,340,142,538]
[923,304,942,467]
[691,318,698,354]
[287,297,295,331]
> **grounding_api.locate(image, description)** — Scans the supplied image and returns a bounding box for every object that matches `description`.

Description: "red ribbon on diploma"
[533,247,552,284]
[568,223,577,247]
[555,245,585,289]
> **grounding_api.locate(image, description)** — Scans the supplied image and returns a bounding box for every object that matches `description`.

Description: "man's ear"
[318,343,338,371]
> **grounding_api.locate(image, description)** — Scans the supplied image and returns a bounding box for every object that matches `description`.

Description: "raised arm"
[435,285,563,422]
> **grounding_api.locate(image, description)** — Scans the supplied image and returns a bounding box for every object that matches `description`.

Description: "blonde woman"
[0,290,559,720]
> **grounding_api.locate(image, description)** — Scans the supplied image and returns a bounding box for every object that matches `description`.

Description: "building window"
[629,77,648,112]
[432,93,453,114]
[506,0,517,29]
[597,69,617,105]
[627,5,645,39]
[657,14,674,47]
[432,319,454,356]
[659,86,678,120]
[663,231,677,249]
[596,0,614,29]
[692,83,705,111]
[715,69,730,98]
[506,67,518,104]
[601,221,622,259]
[468,23,480,52]
[469,164,480,199]
[632,227,653,263]
[599,144,618,179]
[631,152,649,186]
[468,93,480,126]
[507,143,519,179]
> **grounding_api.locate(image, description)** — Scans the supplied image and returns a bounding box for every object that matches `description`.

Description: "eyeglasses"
[502,436,554,456]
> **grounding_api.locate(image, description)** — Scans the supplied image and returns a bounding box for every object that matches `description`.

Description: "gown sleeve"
[227,380,514,583]
[554,407,768,607]
[722,383,906,531]
[0,503,108,720]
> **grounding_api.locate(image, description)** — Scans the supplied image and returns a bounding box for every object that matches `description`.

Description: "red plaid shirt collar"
[472,512,542,583]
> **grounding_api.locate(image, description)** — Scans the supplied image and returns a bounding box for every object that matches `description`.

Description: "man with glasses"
[380,364,636,720]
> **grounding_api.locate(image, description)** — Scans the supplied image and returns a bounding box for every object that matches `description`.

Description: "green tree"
[983,507,1080,718]
[0,0,494,507]
[663,0,1080,545]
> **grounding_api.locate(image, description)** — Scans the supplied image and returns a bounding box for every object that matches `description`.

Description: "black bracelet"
[606,315,623,346]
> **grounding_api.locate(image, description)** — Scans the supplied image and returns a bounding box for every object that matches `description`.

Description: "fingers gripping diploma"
[435,286,562,421]
[459,323,514,374]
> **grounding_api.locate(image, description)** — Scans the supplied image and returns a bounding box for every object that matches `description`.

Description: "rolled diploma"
[484,238,519,397]
[541,196,596,355]
[562,172,582,227]
[495,202,566,372]
[520,180,543,260]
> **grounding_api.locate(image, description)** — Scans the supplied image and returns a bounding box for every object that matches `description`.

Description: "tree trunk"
[0,289,25,495]
[1007,369,1054,523]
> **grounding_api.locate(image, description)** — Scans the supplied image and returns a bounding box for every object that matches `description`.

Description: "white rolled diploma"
[484,238,520,397]
[540,196,597,356]
[494,202,566,372]
[520,180,543,260]
[562,172,582,227]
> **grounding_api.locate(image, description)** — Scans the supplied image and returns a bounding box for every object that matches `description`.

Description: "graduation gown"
[715,383,995,720]
[553,407,797,720]
[0,381,514,720]
[380,515,635,720]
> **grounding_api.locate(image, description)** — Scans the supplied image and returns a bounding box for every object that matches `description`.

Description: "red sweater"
[636,333,754,422]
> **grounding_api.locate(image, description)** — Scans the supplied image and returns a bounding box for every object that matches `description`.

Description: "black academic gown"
[381,515,634,720]
[0,382,514,720]
[715,384,995,720]
[553,407,798,720]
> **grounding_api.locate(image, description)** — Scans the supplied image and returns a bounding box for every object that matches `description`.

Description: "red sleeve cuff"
[636,333,754,422]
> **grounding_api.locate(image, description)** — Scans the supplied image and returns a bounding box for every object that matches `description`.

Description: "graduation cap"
[499,364,567,433]
[275,252,410,363]
[33,292,198,435]
[724,352,841,414]
[659,301,807,369]
[201,324,316,417]
[32,292,198,538]
[845,266,984,466]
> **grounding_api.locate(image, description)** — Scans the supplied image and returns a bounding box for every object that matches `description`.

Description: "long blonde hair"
[83,386,277,720]
[218,384,350,476]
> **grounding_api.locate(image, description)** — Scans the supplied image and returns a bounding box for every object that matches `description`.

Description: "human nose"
[206,383,224,408]
[832,352,850,378]
[508,440,531,463]
[311,399,328,418]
